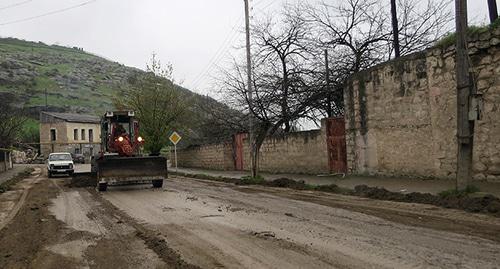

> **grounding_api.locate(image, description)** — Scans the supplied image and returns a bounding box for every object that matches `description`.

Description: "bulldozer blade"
[97,156,167,184]
[71,172,97,187]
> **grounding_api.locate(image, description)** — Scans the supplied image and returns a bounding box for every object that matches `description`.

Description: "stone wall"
[176,142,234,171]
[177,120,330,175]
[344,27,500,181]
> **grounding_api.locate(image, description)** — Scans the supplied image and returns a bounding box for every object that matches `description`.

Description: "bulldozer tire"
[98,182,108,192]
[152,180,163,188]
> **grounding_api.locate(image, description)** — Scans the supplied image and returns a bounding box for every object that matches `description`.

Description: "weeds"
[438,185,480,198]
[436,18,500,48]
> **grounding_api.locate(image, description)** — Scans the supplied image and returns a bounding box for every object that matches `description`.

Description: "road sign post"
[169,131,182,172]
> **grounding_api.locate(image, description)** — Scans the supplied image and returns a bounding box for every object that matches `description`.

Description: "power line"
[190,17,243,90]
[0,0,33,11]
[0,0,97,26]
[190,0,274,91]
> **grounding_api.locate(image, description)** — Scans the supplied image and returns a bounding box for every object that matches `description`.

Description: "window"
[74,129,78,141]
[88,129,94,142]
[81,129,86,140]
[50,129,56,141]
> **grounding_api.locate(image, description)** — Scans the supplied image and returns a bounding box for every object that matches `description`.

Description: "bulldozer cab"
[101,111,140,154]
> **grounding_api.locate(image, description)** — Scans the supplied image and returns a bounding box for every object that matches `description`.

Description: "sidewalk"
[0,164,32,185]
[174,167,500,197]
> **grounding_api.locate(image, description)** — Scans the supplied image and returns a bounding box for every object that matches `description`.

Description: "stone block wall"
[177,142,234,171]
[241,127,329,174]
[177,121,330,175]
[344,27,500,181]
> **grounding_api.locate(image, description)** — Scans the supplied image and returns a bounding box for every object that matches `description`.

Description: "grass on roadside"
[438,185,480,198]
[0,168,35,193]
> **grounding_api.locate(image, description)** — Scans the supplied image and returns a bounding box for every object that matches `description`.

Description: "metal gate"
[326,118,347,174]
[234,133,245,171]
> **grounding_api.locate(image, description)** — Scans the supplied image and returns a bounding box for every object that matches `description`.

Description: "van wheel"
[48,171,53,178]
[152,180,163,188]
[98,182,108,192]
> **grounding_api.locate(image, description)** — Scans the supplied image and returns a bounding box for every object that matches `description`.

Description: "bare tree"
[251,6,318,132]
[302,0,452,118]
[396,0,453,56]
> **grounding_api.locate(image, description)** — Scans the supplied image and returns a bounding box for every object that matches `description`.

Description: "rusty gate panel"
[326,118,347,174]
[234,133,245,171]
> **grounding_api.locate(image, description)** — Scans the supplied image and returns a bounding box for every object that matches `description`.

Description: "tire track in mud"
[0,168,42,231]
[86,187,201,269]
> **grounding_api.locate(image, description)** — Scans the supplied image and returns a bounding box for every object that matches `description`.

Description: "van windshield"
[49,154,72,161]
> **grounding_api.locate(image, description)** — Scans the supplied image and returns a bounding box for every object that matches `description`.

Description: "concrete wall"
[344,27,500,181]
[177,121,330,175]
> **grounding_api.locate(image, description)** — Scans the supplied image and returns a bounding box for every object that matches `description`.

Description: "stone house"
[39,112,101,158]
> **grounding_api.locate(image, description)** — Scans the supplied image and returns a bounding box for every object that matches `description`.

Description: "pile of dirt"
[177,172,500,217]
[353,185,500,216]
[68,172,96,188]
[265,178,309,189]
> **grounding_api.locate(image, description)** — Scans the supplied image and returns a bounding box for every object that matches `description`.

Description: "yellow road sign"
[169,131,182,145]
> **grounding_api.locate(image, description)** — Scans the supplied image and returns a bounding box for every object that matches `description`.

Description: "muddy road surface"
[1,171,500,268]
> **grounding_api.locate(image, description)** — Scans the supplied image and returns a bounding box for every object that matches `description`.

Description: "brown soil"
[0,178,67,269]
[0,172,199,269]
[176,172,500,218]
[233,184,500,243]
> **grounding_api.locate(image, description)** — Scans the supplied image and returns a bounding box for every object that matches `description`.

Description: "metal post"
[244,0,256,177]
[455,0,474,190]
[174,144,178,173]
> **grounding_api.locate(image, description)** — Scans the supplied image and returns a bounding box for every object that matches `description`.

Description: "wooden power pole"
[390,0,400,58]
[488,0,498,23]
[324,49,332,118]
[244,0,256,178]
[455,0,475,190]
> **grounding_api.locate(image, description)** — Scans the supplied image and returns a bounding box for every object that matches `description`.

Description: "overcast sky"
[0,0,494,96]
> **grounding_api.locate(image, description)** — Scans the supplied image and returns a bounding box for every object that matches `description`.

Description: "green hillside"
[0,37,141,115]
[0,37,239,145]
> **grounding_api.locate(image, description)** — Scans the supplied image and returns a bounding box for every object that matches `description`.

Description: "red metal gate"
[326,118,347,174]
[234,133,245,171]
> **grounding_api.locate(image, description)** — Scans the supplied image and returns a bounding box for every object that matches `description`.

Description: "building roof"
[42,112,100,123]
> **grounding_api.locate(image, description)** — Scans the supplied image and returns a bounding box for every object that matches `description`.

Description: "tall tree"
[114,55,191,154]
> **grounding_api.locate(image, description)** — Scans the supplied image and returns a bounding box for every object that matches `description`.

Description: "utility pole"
[487,0,498,23]
[390,0,400,58]
[45,88,48,109]
[244,0,256,178]
[324,49,332,118]
[455,0,475,190]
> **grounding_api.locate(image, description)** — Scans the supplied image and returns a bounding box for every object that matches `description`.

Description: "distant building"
[39,112,101,158]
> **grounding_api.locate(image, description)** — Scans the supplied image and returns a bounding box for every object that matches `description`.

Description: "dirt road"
[1,171,500,268]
